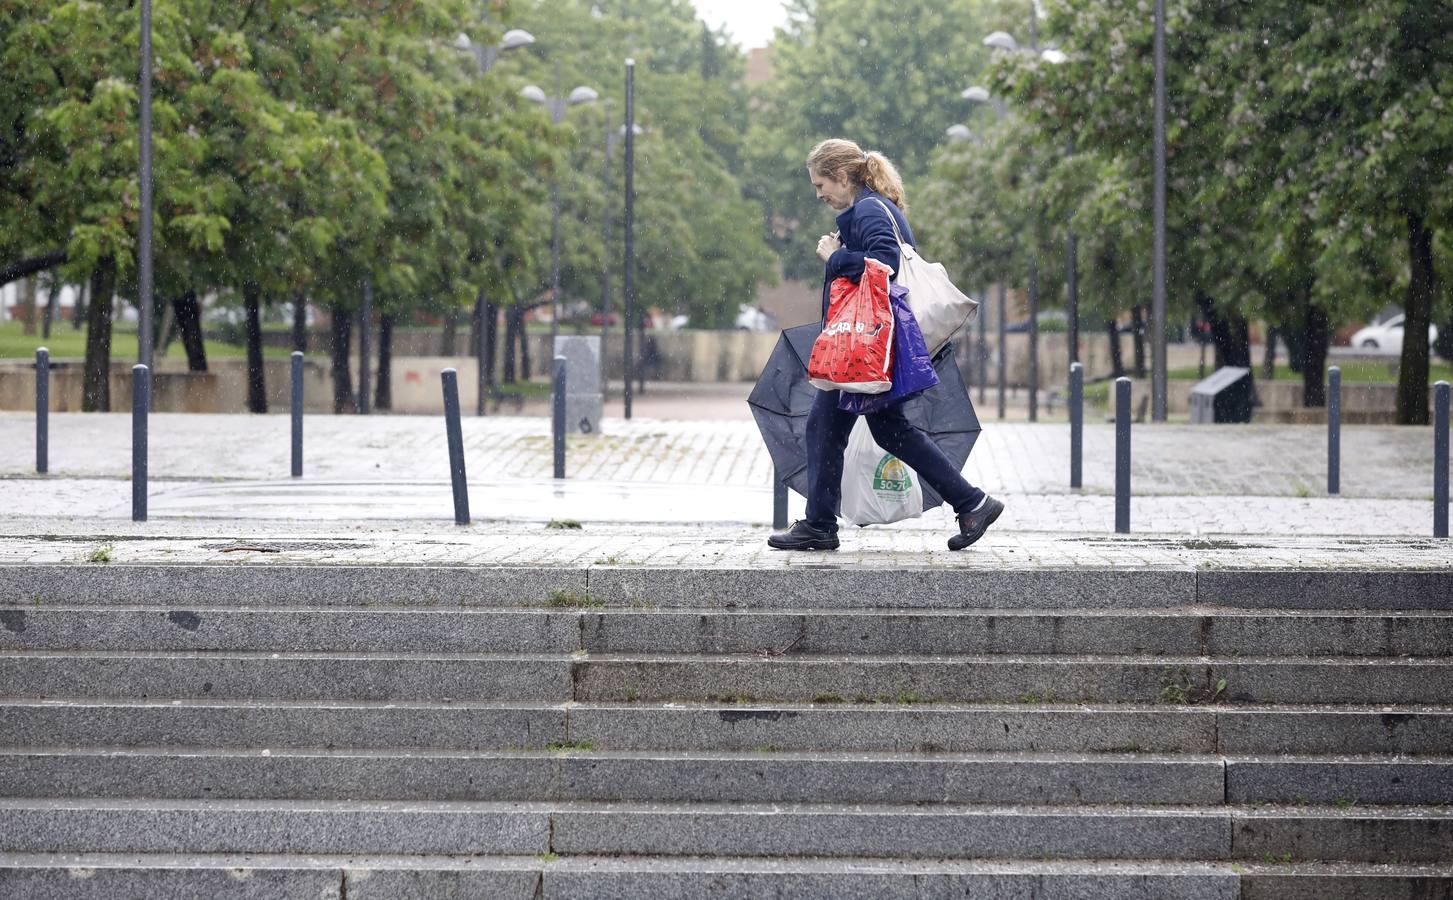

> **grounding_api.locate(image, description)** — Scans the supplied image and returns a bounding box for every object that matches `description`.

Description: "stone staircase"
[0,563,1450,899]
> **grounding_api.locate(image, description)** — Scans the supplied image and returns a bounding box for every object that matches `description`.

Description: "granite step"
[570,653,1453,706]
[0,650,571,701]
[5,748,1451,806]
[0,800,1449,863]
[3,700,1451,756]
[2,853,1449,900]
[5,650,1451,704]
[0,749,1226,805]
[6,606,1450,658]
[9,563,1451,611]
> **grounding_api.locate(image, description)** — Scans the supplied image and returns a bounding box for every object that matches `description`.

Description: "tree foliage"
[746,0,1027,281]
[918,0,1453,419]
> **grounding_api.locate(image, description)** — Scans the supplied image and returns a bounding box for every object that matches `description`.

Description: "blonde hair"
[806,138,908,212]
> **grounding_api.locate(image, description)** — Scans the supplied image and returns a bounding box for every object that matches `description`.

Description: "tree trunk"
[328,304,355,414]
[467,299,481,359]
[243,282,267,414]
[1106,319,1124,377]
[443,306,459,357]
[1300,303,1329,408]
[0,250,66,288]
[1397,210,1435,425]
[292,294,308,353]
[41,275,60,339]
[21,278,36,336]
[1435,310,1453,362]
[1130,305,1147,378]
[72,279,87,329]
[81,257,117,412]
[502,306,518,384]
[1195,290,1252,370]
[156,293,177,357]
[172,290,208,371]
[1262,327,1278,380]
[375,313,394,411]
[483,301,499,390]
[1197,290,1257,409]
[517,306,531,381]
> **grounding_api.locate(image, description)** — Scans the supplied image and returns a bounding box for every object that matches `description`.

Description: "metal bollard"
[35,348,49,474]
[552,355,567,480]
[440,369,470,525]
[1436,381,1449,539]
[1115,376,1131,533]
[773,467,788,529]
[291,351,304,478]
[1069,362,1083,489]
[1327,366,1341,495]
[132,364,149,522]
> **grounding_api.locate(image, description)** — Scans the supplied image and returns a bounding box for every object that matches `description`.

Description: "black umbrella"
[747,322,982,512]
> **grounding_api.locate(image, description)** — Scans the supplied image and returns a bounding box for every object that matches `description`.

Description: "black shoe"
[948,497,1004,551]
[768,520,840,551]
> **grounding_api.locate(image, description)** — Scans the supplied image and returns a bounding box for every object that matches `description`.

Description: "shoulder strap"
[866,196,909,248]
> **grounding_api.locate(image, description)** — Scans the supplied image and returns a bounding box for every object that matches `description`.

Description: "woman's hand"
[816,232,842,263]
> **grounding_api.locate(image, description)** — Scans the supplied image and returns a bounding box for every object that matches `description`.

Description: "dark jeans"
[804,388,985,529]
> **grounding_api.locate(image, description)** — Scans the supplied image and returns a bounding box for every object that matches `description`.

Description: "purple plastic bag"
[838,283,940,415]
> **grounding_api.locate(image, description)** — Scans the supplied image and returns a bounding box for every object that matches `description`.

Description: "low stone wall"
[1116,377,1410,423]
[5,332,1418,419]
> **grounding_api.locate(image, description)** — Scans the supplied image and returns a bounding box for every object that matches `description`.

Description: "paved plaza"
[0,399,1446,536]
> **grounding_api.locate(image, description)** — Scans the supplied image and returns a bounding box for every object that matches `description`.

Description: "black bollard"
[1327,366,1341,495]
[291,351,304,478]
[773,467,788,529]
[1436,381,1449,539]
[1069,362,1083,489]
[132,364,149,522]
[441,369,470,525]
[552,355,567,480]
[35,348,49,474]
[1115,376,1131,533]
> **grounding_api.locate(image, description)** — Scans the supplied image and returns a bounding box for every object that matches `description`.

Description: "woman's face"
[809,168,857,211]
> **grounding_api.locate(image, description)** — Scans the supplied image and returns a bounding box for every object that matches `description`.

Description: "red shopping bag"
[808,258,895,393]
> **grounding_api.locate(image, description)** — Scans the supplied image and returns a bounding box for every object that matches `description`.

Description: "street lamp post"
[138,0,154,378]
[960,87,1008,419]
[1151,0,1168,421]
[455,28,535,73]
[997,282,1008,419]
[455,25,534,414]
[977,16,1068,423]
[1067,209,1079,365]
[602,120,644,395]
[522,71,599,352]
[623,59,637,420]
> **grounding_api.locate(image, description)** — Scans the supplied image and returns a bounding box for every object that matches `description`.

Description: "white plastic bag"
[840,418,923,526]
[868,197,979,357]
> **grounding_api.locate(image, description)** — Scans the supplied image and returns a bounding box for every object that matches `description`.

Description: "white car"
[734,304,777,332]
[1350,314,1437,354]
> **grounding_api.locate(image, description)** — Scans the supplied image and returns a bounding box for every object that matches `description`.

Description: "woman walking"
[769,139,1003,552]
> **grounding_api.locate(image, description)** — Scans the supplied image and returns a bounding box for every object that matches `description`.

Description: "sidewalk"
[3,407,1448,536]
[1,518,1449,572]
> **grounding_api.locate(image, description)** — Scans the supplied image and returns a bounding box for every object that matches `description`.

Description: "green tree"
[746,0,1027,281]
[988,0,1453,422]
[507,0,774,331]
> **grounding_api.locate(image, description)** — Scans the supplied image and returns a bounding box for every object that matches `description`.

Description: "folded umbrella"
[748,323,982,512]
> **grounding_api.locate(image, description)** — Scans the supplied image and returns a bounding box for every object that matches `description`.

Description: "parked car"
[734,304,778,332]
[1349,314,1438,354]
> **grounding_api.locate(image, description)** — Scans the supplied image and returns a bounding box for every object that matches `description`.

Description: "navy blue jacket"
[821,189,915,318]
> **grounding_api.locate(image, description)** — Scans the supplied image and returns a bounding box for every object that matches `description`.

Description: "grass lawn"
[1084,359,1452,408]
[1167,360,1453,383]
[0,322,292,361]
